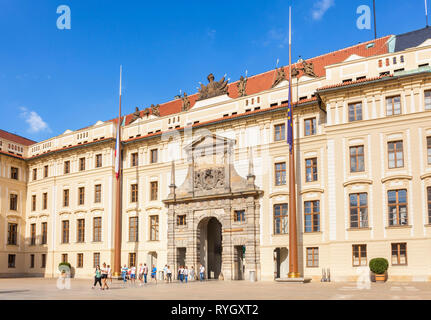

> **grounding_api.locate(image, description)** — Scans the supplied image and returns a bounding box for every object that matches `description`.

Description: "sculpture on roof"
[181,93,191,112]
[291,66,300,78]
[130,107,142,124]
[197,73,229,101]
[151,104,160,117]
[299,60,317,78]
[237,75,247,97]
[271,66,286,88]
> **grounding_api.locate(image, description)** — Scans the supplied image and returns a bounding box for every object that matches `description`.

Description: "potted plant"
[369,258,389,282]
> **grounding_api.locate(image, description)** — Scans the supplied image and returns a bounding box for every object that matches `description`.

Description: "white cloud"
[312,0,335,20]
[19,107,51,134]
[264,28,289,48]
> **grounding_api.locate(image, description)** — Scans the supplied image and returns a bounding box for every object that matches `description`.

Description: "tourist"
[179,265,184,283]
[151,265,157,284]
[101,262,109,290]
[107,264,112,284]
[199,264,205,281]
[138,263,145,286]
[163,264,168,282]
[92,265,102,289]
[130,265,136,285]
[166,265,172,283]
[143,263,148,284]
[121,264,128,283]
[189,266,195,282]
[184,266,189,283]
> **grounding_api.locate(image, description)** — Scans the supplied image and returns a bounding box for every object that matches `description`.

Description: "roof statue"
[299,60,317,78]
[197,73,229,101]
[151,104,160,117]
[237,75,248,97]
[271,66,287,88]
[129,107,142,124]
[291,66,300,78]
[181,93,191,112]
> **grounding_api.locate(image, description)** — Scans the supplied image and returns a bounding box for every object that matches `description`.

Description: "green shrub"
[369,258,389,275]
[58,262,71,272]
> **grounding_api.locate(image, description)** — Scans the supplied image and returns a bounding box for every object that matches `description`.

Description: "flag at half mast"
[115,65,122,179]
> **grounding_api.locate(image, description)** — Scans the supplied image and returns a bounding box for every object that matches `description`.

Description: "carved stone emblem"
[291,66,300,78]
[237,76,247,97]
[272,67,286,88]
[181,93,191,112]
[194,169,225,190]
[299,60,317,78]
[197,74,229,101]
[151,104,160,117]
[129,107,142,124]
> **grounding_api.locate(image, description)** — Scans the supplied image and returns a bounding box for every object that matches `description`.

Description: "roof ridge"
[0,129,36,144]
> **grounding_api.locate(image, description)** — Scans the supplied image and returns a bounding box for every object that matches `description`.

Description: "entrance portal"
[198,217,222,279]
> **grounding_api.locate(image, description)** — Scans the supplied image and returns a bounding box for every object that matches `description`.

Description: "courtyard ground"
[0,278,430,300]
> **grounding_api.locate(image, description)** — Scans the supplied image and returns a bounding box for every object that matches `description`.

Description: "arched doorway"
[198,217,222,279]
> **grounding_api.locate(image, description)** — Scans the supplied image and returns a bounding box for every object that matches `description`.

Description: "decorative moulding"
[300,188,324,195]
[381,175,413,184]
[343,179,373,187]
[126,207,141,213]
[269,191,289,199]
[58,211,71,216]
[420,173,431,180]
[90,207,104,213]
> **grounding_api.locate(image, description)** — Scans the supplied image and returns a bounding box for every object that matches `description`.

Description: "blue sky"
[0,0,429,142]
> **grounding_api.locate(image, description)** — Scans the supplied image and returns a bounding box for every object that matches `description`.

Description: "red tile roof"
[0,129,36,146]
[120,35,391,124]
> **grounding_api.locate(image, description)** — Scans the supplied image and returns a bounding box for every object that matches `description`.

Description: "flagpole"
[287,6,300,279]
[114,65,123,277]
[373,0,377,39]
[426,0,429,27]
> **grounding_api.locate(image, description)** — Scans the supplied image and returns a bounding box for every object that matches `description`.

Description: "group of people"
[92,263,207,289]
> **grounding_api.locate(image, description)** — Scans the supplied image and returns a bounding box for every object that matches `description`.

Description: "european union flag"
[287,78,293,152]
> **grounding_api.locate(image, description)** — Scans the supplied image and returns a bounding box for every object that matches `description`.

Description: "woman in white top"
[184,266,189,283]
[189,266,195,281]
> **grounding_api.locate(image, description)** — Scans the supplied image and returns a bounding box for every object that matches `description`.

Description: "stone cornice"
[381,175,413,184]
[343,179,373,187]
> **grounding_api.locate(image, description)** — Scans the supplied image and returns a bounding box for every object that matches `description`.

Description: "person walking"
[163,264,168,282]
[151,265,157,284]
[101,262,109,290]
[199,264,205,281]
[92,265,102,289]
[143,263,148,284]
[179,266,184,283]
[189,266,195,282]
[138,263,144,286]
[107,264,112,284]
[130,265,136,285]
[121,264,128,283]
[166,266,172,283]
[184,266,189,284]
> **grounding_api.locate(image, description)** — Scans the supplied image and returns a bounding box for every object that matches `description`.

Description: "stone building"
[1,27,431,281]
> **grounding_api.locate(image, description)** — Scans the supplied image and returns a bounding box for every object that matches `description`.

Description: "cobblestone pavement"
[0,278,430,300]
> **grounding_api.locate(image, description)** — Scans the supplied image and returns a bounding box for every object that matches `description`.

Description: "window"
[11,167,18,180]
[131,184,138,203]
[31,195,36,211]
[350,193,368,228]
[304,118,316,136]
[388,190,408,226]
[378,60,382,68]
[150,215,159,241]
[8,254,16,268]
[30,224,36,245]
[348,102,363,122]
[428,187,431,224]
[10,194,18,211]
[30,254,35,268]
[388,141,404,169]
[63,189,69,207]
[62,220,69,243]
[78,187,85,205]
[93,217,102,242]
[8,223,18,245]
[305,158,318,182]
[42,193,48,210]
[95,154,102,168]
[129,217,138,242]
[306,248,319,267]
[350,146,365,172]
[391,243,407,265]
[44,165,48,178]
[275,162,286,186]
[425,90,431,110]
[41,222,47,245]
[93,253,100,268]
[62,254,68,263]
[131,153,138,167]
[274,124,286,141]
[386,96,401,116]
[77,253,84,268]
[79,158,85,171]
[94,184,101,203]
[150,181,158,201]
[150,149,158,164]
[427,137,431,165]
[352,245,367,266]
[177,215,187,226]
[41,254,46,268]
[274,204,288,235]
[129,253,136,267]
[77,219,85,243]
[304,201,320,233]
[64,161,70,174]
[32,168,37,181]
[234,210,245,222]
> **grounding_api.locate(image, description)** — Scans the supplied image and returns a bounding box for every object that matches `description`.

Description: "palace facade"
[1,27,431,281]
